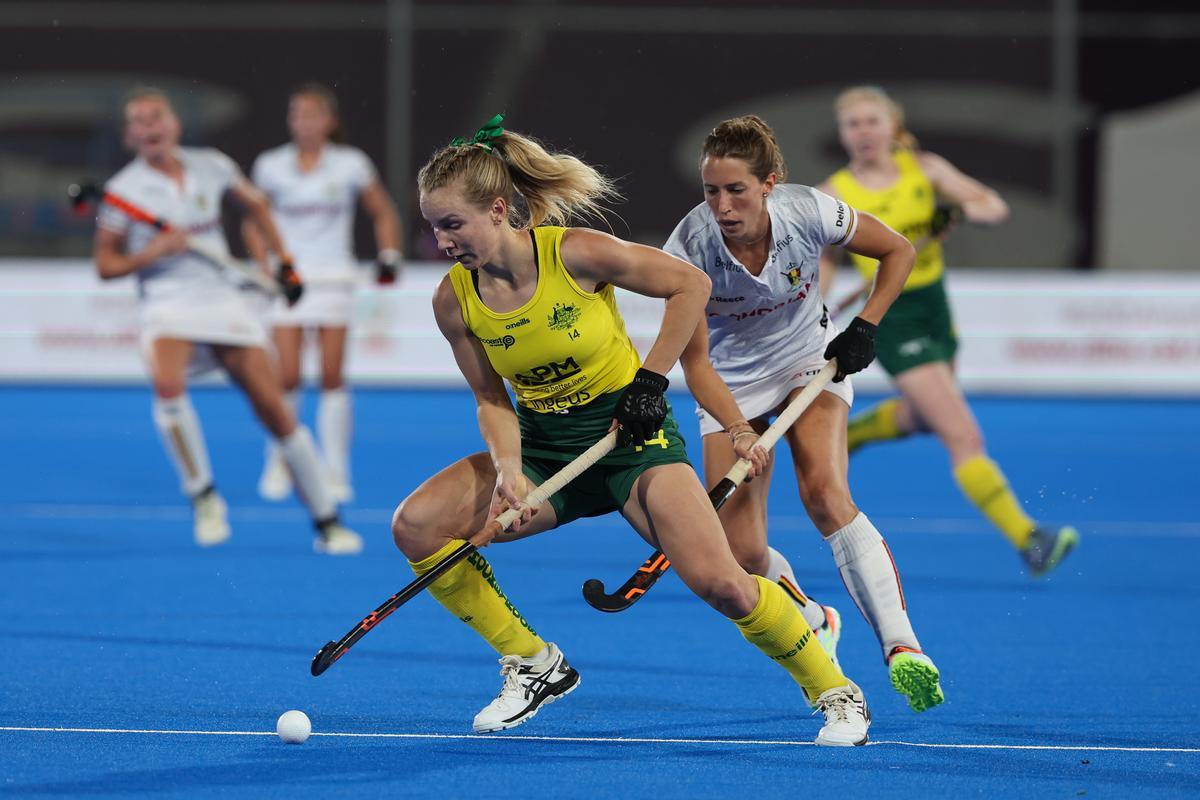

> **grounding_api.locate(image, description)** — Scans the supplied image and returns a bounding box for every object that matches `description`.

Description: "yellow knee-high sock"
[847,398,906,454]
[410,540,546,658]
[734,576,848,702]
[953,455,1036,549]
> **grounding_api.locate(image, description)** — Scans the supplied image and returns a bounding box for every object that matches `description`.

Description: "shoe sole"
[815,731,868,747]
[1031,528,1080,578]
[889,656,945,713]
[473,673,581,734]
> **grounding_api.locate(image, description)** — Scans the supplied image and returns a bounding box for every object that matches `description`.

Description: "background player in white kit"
[667,115,943,712]
[92,87,363,555]
[248,84,403,503]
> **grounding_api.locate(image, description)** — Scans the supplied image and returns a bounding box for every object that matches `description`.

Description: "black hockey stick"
[312,430,618,676]
[581,361,838,613]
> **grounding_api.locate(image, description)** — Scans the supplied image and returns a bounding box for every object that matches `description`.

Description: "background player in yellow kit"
[389,116,871,745]
[819,86,1078,577]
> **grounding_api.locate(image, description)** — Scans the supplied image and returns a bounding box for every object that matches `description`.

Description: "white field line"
[0,726,1197,753]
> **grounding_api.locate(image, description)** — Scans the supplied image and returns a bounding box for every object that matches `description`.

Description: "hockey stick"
[311,429,619,676]
[69,181,303,304]
[581,360,838,613]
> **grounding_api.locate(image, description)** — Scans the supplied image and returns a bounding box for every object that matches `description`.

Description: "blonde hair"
[701,114,788,182]
[417,130,619,228]
[835,86,919,151]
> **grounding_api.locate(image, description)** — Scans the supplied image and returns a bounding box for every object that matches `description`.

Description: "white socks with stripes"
[763,546,828,631]
[826,512,920,658]
[317,388,352,489]
[152,394,213,497]
[278,425,337,523]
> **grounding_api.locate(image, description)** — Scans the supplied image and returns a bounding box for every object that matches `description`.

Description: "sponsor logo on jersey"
[513,356,582,387]
[547,303,581,331]
[525,390,592,412]
[711,295,745,303]
[479,334,517,350]
[504,317,531,330]
[708,290,810,322]
[713,255,741,273]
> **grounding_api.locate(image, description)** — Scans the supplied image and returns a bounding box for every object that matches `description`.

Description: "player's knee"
[320,375,345,392]
[802,482,855,531]
[391,496,437,557]
[152,376,187,399]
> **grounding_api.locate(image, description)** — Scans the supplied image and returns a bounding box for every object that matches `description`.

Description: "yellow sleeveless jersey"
[828,149,944,291]
[448,226,641,413]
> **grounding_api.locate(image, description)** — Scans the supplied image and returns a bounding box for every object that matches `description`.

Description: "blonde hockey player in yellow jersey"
[819,86,1078,577]
[390,115,870,745]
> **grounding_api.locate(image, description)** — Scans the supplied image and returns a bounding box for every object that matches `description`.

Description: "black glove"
[276,260,304,307]
[376,248,401,285]
[613,368,669,447]
[823,316,877,382]
[930,203,963,238]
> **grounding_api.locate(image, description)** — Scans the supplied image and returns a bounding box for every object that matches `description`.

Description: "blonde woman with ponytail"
[819,86,1078,578]
[389,116,871,746]
[669,114,944,715]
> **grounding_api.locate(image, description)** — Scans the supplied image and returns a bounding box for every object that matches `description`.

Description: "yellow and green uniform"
[448,225,690,525]
[829,148,957,376]
[835,154,1039,551]
[416,227,849,701]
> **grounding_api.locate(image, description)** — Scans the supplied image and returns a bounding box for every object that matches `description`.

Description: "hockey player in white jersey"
[248,84,403,504]
[92,87,362,554]
[666,115,942,713]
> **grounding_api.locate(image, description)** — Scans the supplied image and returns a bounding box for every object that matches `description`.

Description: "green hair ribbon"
[449,114,505,152]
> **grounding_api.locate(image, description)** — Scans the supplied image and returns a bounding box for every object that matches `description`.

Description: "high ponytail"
[418,127,619,228]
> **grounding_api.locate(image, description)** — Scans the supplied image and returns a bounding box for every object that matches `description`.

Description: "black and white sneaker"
[472,642,580,733]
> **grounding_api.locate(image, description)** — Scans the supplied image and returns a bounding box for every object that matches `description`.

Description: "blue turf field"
[1,386,1198,798]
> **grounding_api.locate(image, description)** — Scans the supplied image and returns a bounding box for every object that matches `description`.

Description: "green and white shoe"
[815,605,842,669]
[1021,526,1079,578]
[888,647,945,713]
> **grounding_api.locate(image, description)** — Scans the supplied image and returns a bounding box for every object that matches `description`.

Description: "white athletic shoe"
[313,522,363,555]
[193,490,231,547]
[258,452,292,501]
[473,643,581,733]
[814,681,871,747]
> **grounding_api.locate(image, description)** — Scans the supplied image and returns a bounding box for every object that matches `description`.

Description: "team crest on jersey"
[780,263,804,288]
[194,194,207,211]
[547,302,581,331]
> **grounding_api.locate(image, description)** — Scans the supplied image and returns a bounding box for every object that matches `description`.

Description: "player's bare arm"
[560,227,711,376]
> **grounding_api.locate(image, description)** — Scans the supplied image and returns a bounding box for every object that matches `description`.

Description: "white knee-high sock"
[278,425,337,522]
[763,546,828,631]
[264,389,301,467]
[317,388,352,483]
[826,513,920,659]
[152,394,213,497]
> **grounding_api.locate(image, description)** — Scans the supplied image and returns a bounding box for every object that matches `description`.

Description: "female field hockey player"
[818,86,1078,577]
[667,115,943,713]
[390,115,870,745]
[248,84,403,504]
[93,87,362,554]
